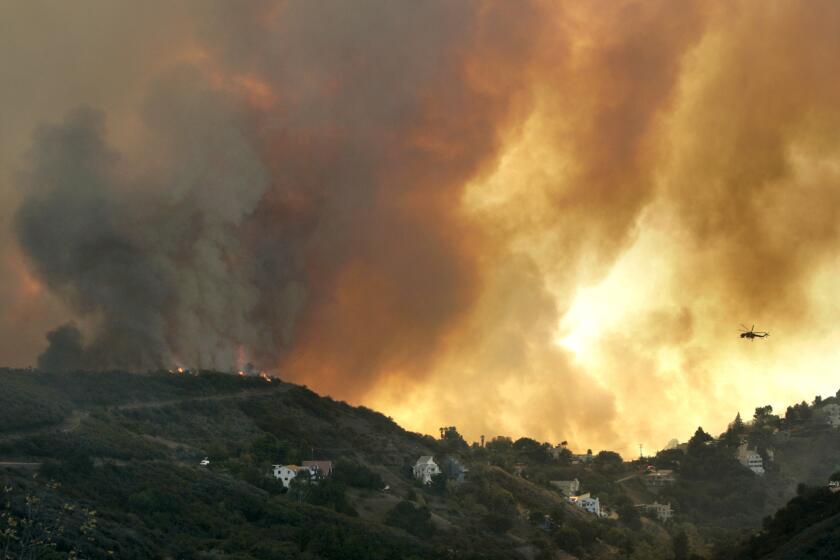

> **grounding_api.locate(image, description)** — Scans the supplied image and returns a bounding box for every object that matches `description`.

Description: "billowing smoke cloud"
[12,1,537,392]
[5,1,840,455]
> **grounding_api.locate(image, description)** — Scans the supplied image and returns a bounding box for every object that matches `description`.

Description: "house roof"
[415,455,436,466]
[278,465,308,473]
[303,460,333,473]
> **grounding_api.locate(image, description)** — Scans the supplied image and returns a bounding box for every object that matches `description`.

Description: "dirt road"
[0,385,287,443]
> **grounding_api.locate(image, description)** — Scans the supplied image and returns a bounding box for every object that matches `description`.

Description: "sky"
[2,1,840,456]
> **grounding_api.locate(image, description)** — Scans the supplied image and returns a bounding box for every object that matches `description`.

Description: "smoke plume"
[4,1,840,454]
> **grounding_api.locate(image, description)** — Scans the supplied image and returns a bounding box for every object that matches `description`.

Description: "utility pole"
[639,443,644,460]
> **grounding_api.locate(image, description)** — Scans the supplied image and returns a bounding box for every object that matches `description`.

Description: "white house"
[569,493,600,516]
[572,450,594,464]
[550,479,580,496]
[413,456,441,484]
[737,444,765,475]
[637,502,673,522]
[822,404,840,428]
[549,443,569,460]
[273,464,314,488]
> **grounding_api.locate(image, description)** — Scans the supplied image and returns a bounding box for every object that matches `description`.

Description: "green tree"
[594,450,623,466]
[249,434,288,462]
[513,438,551,463]
[307,481,357,516]
[553,526,582,554]
[654,448,685,470]
[385,501,435,537]
[428,472,447,496]
[687,427,713,455]
[486,436,513,452]
[332,460,384,489]
[672,530,689,560]
[722,413,745,447]
[753,405,773,423]
[483,512,513,534]
[614,495,641,530]
[439,426,468,452]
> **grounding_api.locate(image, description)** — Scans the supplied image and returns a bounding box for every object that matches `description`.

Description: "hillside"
[719,485,840,560]
[0,369,671,559]
[4,368,840,559]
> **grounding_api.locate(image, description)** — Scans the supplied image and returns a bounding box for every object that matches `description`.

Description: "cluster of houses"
[272,460,333,488]
[267,447,678,526]
[550,473,676,522]
[272,454,468,491]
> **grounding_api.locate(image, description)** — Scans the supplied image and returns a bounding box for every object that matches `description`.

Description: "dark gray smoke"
[38,323,84,372]
[17,108,177,370]
[14,1,535,386]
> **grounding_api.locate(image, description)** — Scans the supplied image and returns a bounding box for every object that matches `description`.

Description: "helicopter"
[739,324,769,340]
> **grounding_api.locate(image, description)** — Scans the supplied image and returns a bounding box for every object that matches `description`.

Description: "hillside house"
[644,469,675,487]
[736,443,765,475]
[549,443,569,460]
[572,450,594,464]
[550,479,580,496]
[822,403,840,428]
[303,460,333,479]
[273,464,314,488]
[413,456,441,484]
[637,502,673,522]
[569,493,600,516]
[442,457,469,483]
